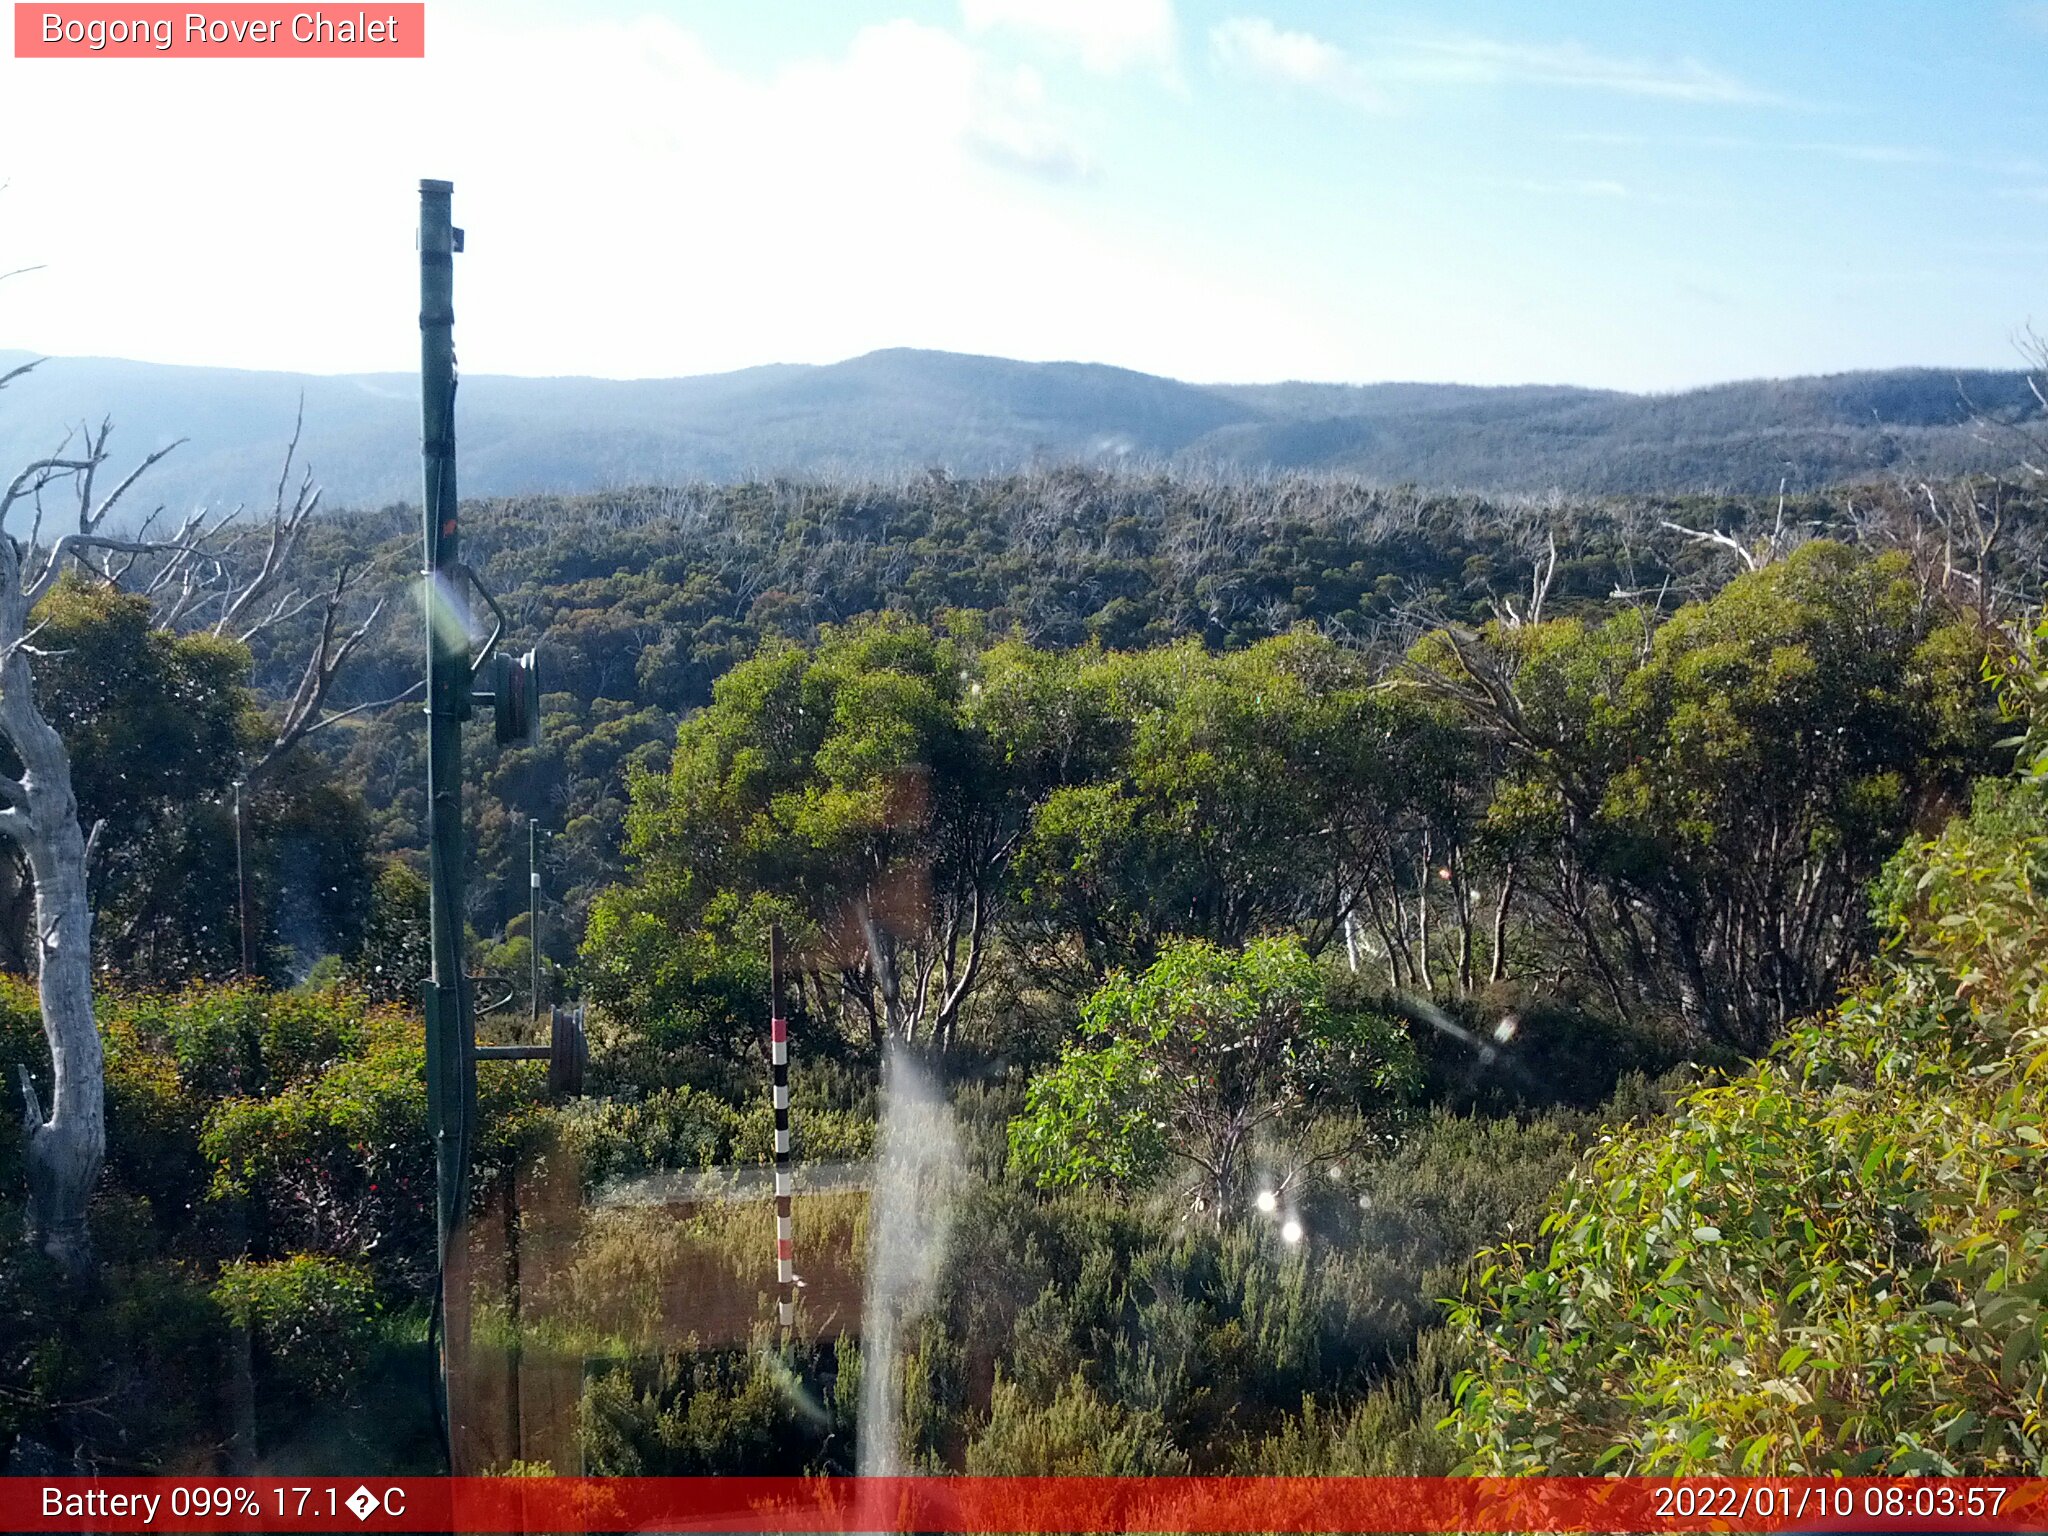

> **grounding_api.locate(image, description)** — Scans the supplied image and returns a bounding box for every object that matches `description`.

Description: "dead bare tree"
[143,404,420,783]
[1,377,407,1270]
[1491,529,1559,630]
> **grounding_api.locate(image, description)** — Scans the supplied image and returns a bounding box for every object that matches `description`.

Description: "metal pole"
[418,178,474,1454]
[232,779,252,976]
[529,819,541,1025]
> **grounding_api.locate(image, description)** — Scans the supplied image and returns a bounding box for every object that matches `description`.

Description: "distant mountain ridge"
[0,346,2034,518]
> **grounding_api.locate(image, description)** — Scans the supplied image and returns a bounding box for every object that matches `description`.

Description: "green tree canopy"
[1447,763,2048,1473]
[4,578,372,984]
[1008,937,1417,1214]
[590,614,1014,1053]
[588,619,1490,1067]
[1418,541,1997,1049]
[1001,635,1462,988]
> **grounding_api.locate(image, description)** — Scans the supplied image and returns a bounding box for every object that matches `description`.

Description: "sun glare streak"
[417,569,477,651]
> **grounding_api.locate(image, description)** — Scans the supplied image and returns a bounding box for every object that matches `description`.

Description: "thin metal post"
[232,779,252,976]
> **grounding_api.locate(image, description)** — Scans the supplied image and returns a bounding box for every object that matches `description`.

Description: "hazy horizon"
[3,341,2036,399]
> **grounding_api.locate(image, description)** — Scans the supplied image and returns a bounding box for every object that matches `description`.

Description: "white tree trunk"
[3,642,104,1274]
[20,817,100,1271]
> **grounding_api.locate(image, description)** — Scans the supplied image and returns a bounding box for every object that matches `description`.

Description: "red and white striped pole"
[770,923,796,1339]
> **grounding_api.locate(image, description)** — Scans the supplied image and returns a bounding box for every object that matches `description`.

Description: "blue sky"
[3,0,2045,388]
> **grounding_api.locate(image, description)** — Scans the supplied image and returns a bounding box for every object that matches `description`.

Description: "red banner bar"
[2,1477,2045,1533]
[14,4,424,57]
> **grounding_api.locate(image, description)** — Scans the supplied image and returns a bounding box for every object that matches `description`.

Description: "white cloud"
[0,6,1336,385]
[1213,18,1773,110]
[960,0,1177,77]
[1395,35,1774,104]
[966,63,1097,180]
[1795,142,1945,165]
[1513,178,1630,199]
[1209,16,1386,109]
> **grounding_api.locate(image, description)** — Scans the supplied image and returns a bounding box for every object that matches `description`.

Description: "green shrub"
[1234,1328,1468,1474]
[562,1055,878,1193]
[202,1008,549,1287]
[297,955,348,992]
[123,984,370,1100]
[350,862,431,1006]
[556,1087,746,1190]
[579,907,772,1101]
[0,1246,231,1471]
[1009,938,1417,1210]
[730,1099,875,1166]
[212,1254,381,1394]
[966,1372,1189,1474]
[890,1097,1598,1471]
[3,983,398,1244]
[1447,777,2048,1473]
[577,1347,829,1474]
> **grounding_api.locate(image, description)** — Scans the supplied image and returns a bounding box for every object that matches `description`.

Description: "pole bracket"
[470,1007,585,1098]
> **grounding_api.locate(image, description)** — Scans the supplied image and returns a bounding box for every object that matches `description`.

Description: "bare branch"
[0,616,53,666]
[242,572,406,784]
[293,680,426,737]
[1494,529,1559,630]
[16,1063,40,1134]
[0,455,95,535]
[28,531,202,605]
[81,435,185,535]
[1659,518,1762,572]
[211,402,319,640]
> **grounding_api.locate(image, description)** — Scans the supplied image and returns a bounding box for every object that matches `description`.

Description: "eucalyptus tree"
[595,614,1018,1053]
[1008,936,1416,1216]
[1413,541,1998,1051]
[999,632,1491,997]
[2,377,388,1269]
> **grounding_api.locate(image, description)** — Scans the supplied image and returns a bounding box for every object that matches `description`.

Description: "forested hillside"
[236,469,2037,992]
[2,458,2045,1478]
